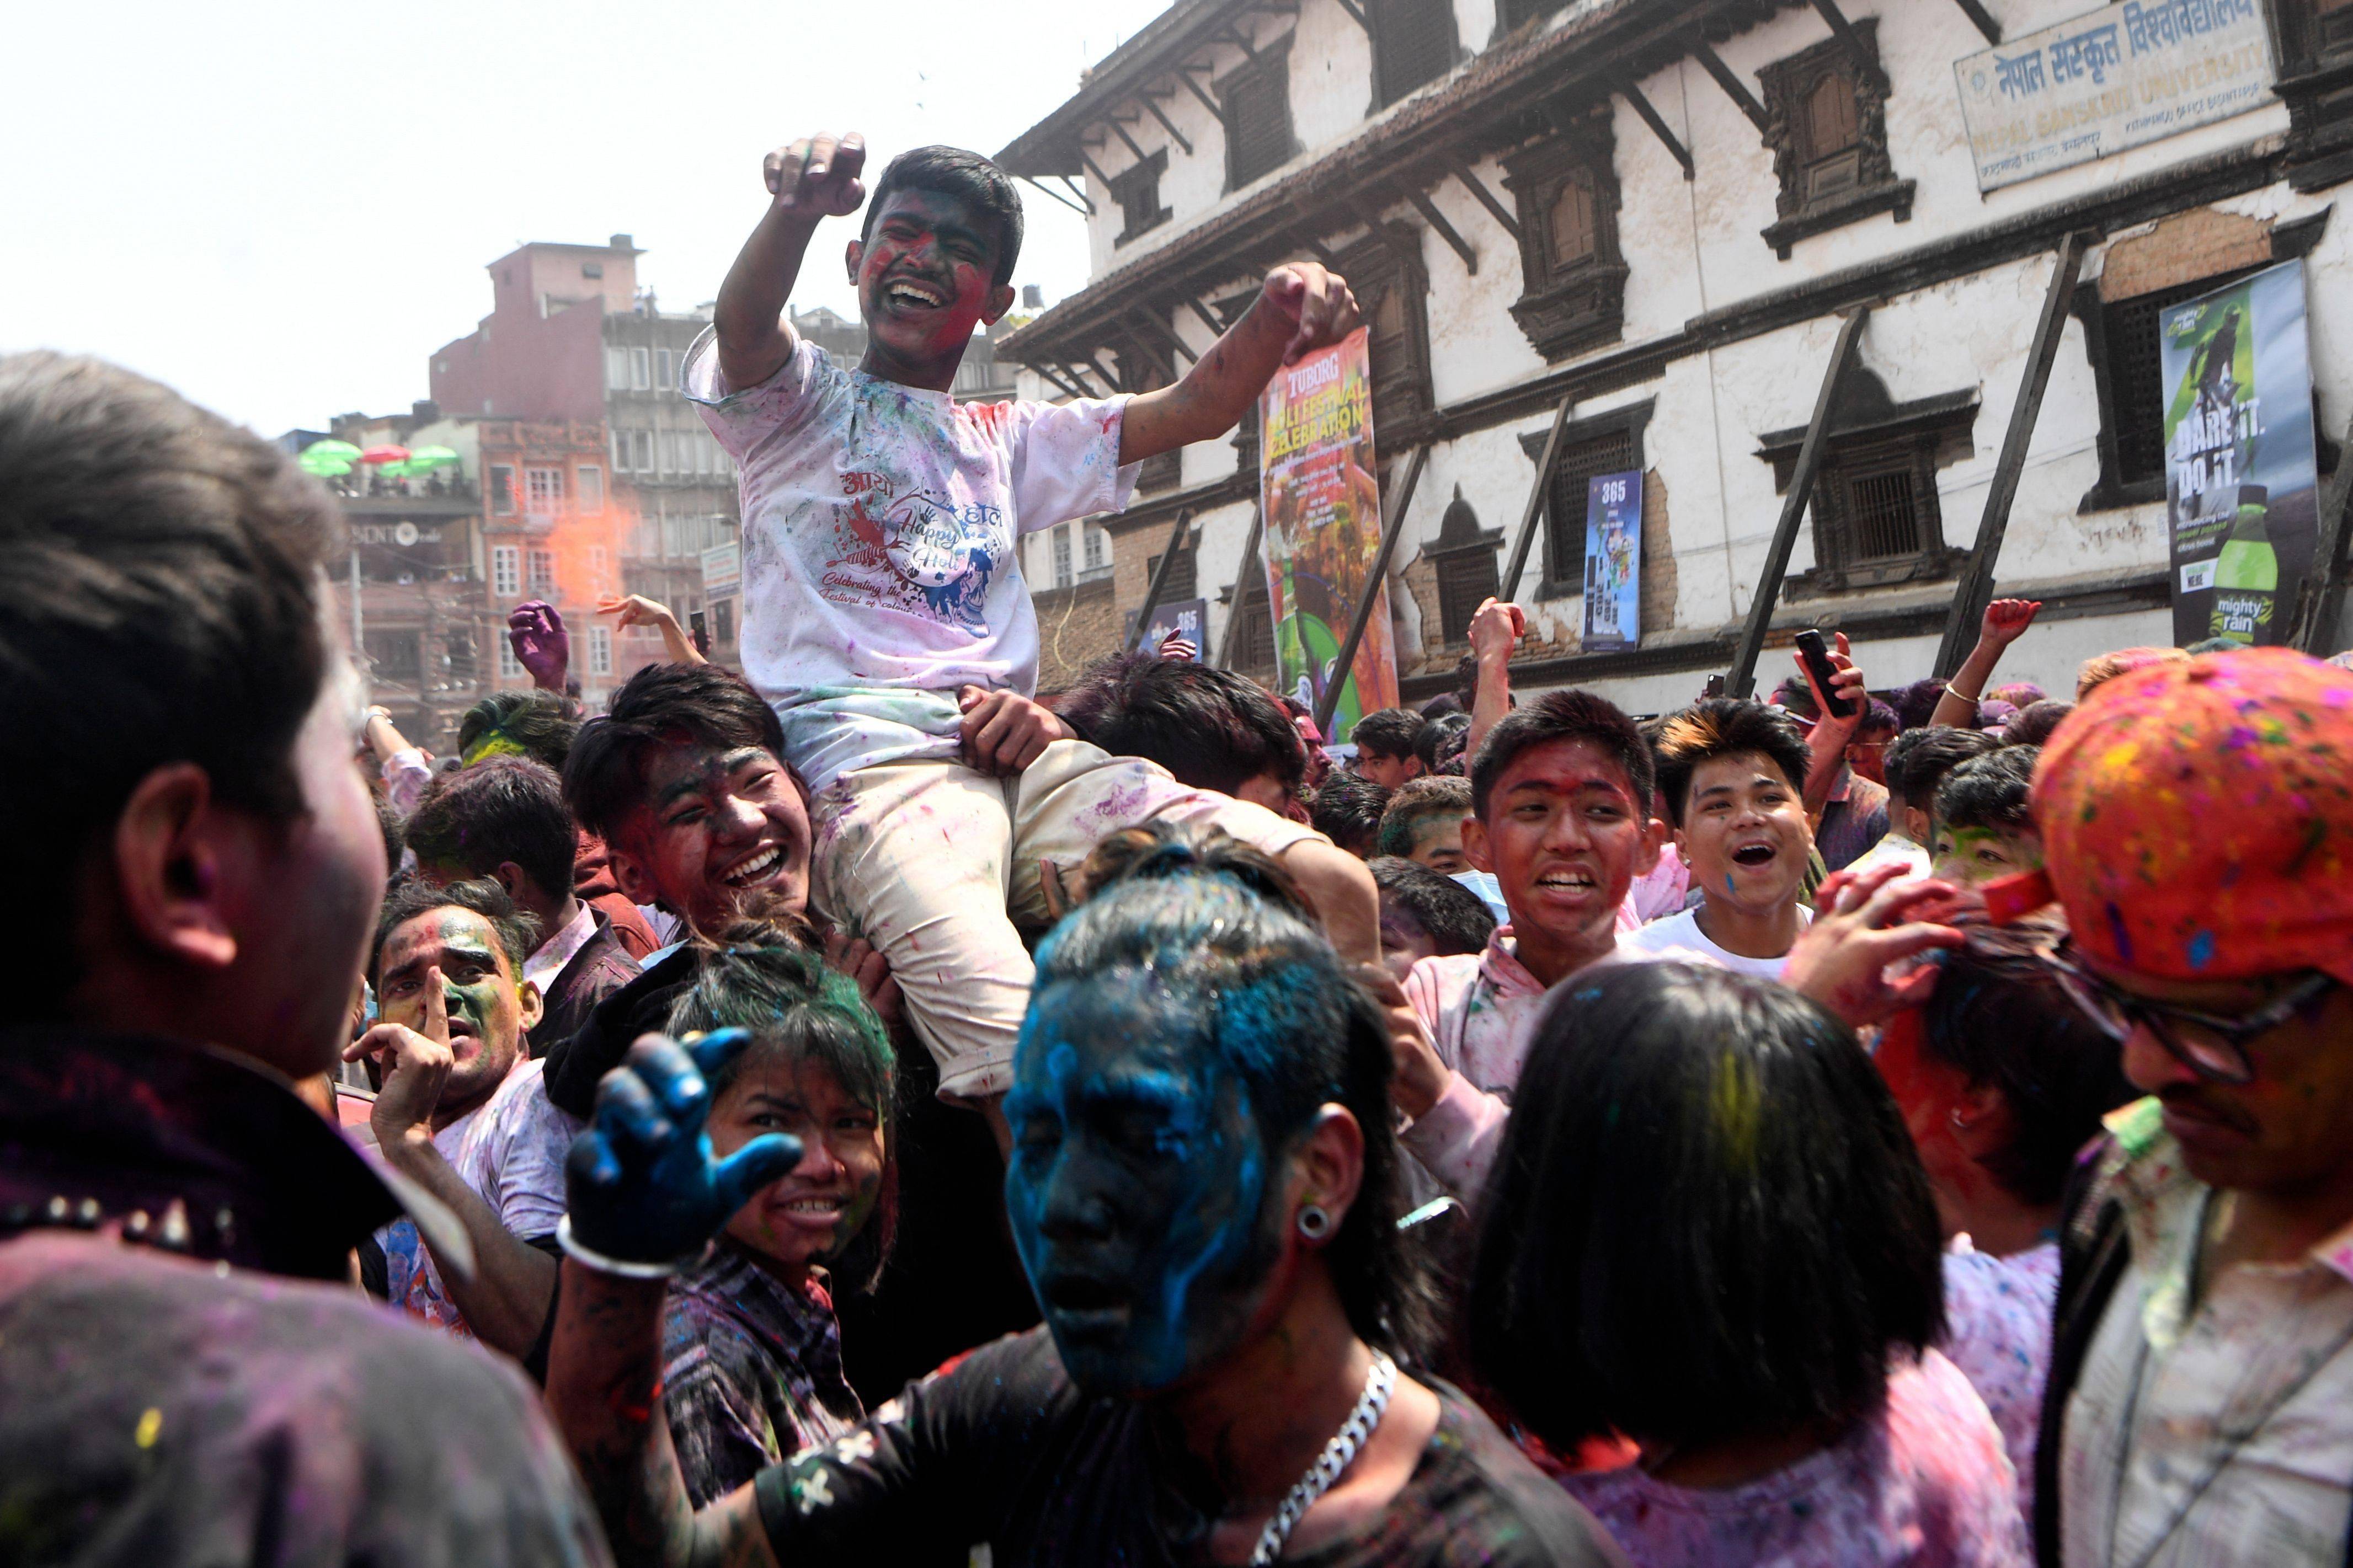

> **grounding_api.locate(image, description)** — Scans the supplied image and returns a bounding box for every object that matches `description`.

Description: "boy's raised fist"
[1261,262,1362,366]
[763,132,868,221]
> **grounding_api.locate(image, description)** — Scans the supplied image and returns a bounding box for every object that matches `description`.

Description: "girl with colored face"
[655,945,895,1506]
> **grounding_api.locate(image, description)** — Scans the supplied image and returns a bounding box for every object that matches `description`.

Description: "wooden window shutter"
[1226,61,1293,186]
[1373,0,1454,104]
[1547,169,1598,274]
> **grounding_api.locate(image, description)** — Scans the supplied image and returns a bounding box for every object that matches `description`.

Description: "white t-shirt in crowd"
[684,331,1138,793]
[1619,903,1815,979]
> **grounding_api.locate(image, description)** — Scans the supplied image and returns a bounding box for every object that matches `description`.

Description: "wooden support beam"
[1065,361,1115,397]
[1221,25,1259,63]
[1215,506,1268,670]
[1808,0,1890,95]
[1951,0,2003,45]
[2293,406,2353,652]
[1130,510,1196,651]
[1055,174,1093,212]
[1131,308,1196,367]
[1105,116,1153,166]
[1935,233,2089,678]
[1620,82,1695,180]
[1075,146,1118,195]
[1447,159,1522,242]
[1183,294,1230,338]
[1503,394,1577,602]
[1032,361,1091,400]
[1691,41,1772,135]
[1347,197,1416,264]
[1316,445,1429,736]
[1332,0,1372,33]
[1018,173,1091,217]
[1138,92,1194,156]
[1089,352,1125,394]
[1727,304,1872,697]
[1405,188,1477,274]
[1177,65,1225,118]
[1119,325,1176,386]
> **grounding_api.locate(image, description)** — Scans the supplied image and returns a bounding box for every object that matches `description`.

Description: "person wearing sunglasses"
[2019,648,2353,1568]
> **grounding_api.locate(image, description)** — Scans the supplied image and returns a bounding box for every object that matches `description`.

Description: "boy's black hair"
[405,757,578,906]
[375,794,407,872]
[1469,961,1943,1454]
[1892,676,1960,731]
[1413,711,1472,778]
[458,689,580,771]
[1469,689,1653,822]
[1918,920,2135,1207]
[1648,699,1809,827]
[1376,775,1472,859]
[1418,692,1466,720]
[1770,673,1818,721]
[371,875,541,989]
[666,940,898,1292]
[863,146,1025,290]
[1935,745,2040,836]
[2002,698,2074,750]
[1309,774,1392,859]
[0,353,334,1011]
[1033,854,1435,1357]
[1055,653,1304,798]
[1351,708,1423,762]
[1368,857,1495,955]
[1859,698,1900,736]
[1882,725,2000,817]
[563,663,788,845]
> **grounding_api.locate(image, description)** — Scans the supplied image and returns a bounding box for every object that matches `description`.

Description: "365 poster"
[2160,259,2319,647]
[1581,470,1643,652]
[1257,327,1399,742]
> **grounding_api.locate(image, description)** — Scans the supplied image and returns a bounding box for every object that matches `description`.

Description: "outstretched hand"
[1262,263,1363,366]
[509,601,569,692]
[565,1029,802,1266]
[764,132,867,222]
[1783,863,1967,1029]
[1979,597,2042,650]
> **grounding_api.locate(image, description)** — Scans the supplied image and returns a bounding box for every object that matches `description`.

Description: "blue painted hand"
[565,1029,803,1265]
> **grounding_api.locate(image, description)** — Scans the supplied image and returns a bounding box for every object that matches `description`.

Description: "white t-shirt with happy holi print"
[682,330,1138,793]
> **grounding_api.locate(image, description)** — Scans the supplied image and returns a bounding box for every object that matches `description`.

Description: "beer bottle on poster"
[2207,484,2278,644]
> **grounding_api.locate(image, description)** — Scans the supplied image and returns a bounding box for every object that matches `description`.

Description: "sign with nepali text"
[1581,471,1644,653]
[2160,260,2319,647]
[701,539,741,603]
[1257,328,1399,743]
[1954,0,2274,192]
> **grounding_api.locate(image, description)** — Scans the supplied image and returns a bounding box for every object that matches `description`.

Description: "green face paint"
[1931,825,2045,886]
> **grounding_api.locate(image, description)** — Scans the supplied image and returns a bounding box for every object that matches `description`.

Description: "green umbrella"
[298,448,354,477]
[375,459,416,478]
[303,439,362,462]
[407,445,460,468]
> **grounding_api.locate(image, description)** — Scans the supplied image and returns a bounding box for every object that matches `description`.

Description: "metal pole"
[1128,509,1194,651]
[1214,504,1267,670]
[1726,304,1871,697]
[1315,444,1429,736]
[1934,231,2090,678]
[1502,394,1577,603]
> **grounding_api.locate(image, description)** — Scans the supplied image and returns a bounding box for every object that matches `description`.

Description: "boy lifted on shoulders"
[685,132,1378,1130]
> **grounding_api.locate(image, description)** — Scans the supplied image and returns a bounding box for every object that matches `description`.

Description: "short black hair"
[666,940,898,1292]
[1417,692,1465,720]
[1351,708,1423,762]
[1376,775,1471,858]
[1368,857,1495,955]
[1470,689,1653,822]
[1309,774,1391,859]
[1892,677,1960,731]
[1916,920,2135,1207]
[1470,961,1943,1454]
[1648,699,1808,827]
[2002,698,2074,750]
[1074,820,1315,924]
[1413,711,1471,777]
[0,353,335,1013]
[1936,745,2039,836]
[1882,725,2000,817]
[564,663,787,845]
[371,875,541,988]
[1859,698,1900,737]
[458,689,580,770]
[1055,653,1305,798]
[863,146,1025,289]
[405,757,578,905]
[1032,860,1435,1357]
[1771,673,1818,721]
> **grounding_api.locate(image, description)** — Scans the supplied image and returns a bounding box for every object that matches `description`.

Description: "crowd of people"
[6,133,2353,1568]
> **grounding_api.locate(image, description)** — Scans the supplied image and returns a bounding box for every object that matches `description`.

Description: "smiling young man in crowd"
[1622,699,1817,978]
[681,130,1376,1133]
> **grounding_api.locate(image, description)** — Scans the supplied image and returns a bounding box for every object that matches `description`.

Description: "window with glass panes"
[1053,525,1073,587]
[587,626,612,676]
[524,467,563,510]
[490,465,516,514]
[527,549,555,596]
[577,465,604,510]
[492,545,520,597]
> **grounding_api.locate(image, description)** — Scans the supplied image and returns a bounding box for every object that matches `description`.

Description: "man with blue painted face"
[544,839,1629,1566]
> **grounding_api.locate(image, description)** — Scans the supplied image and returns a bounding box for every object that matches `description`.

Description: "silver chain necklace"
[1247,1349,1398,1566]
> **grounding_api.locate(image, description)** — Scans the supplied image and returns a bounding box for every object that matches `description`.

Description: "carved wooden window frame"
[1338,226,1436,437]
[1756,23,1914,259]
[1501,114,1629,362]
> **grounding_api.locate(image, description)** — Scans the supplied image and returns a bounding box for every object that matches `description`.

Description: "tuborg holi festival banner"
[1257,327,1399,743]
[2159,259,2319,647]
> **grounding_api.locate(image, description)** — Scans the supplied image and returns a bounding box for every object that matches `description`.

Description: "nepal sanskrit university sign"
[1954,0,2275,192]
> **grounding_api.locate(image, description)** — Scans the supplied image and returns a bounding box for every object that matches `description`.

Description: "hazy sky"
[3,0,1172,436]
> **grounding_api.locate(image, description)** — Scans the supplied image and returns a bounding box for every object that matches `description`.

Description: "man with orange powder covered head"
[2026,649,2353,1568]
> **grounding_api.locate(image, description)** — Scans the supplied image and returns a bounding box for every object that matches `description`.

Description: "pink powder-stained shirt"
[1562,1350,2029,1568]
[683,332,1137,793]
[1939,1239,2058,1529]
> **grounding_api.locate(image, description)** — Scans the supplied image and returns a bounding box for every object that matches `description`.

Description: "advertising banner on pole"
[1129,597,1208,654]
[1258,327,1398,743]
[1953,0,2274,192]
[2160,259,2318,647]
[1580,470,1644,652]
